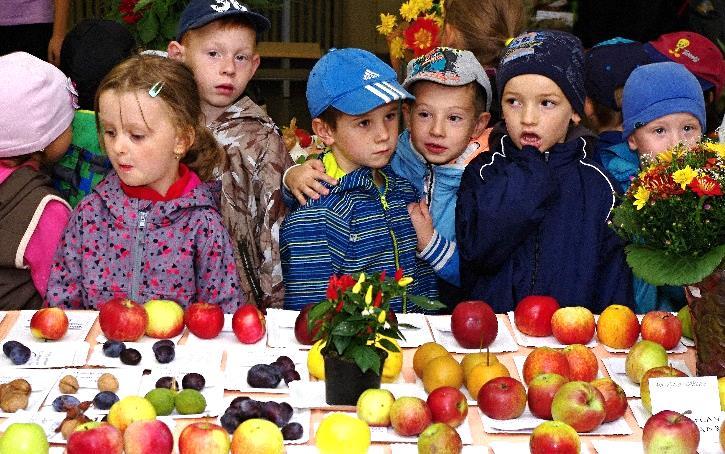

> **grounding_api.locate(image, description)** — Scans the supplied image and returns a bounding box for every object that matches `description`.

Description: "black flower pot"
[323,350,384,405]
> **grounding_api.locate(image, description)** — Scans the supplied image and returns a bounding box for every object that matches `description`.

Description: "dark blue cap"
[585,38,651,111]
[176,0,271,41]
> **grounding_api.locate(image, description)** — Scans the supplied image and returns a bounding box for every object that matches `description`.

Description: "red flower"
[642,166,685,199]
[394,268,404,282]
[403,17,440,57]
[119,0,143,24]
[326,274,356,300]
[689,176,723,197]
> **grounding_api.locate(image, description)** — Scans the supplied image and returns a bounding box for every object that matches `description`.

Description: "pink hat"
[0,52,77,158]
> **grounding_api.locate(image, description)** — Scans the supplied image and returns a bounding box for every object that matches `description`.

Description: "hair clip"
[634,121,645,129]
[505,37,515,46]
[66,77,79,109]
[149,81,164,98]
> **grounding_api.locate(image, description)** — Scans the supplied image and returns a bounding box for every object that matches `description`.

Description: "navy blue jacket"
[455,125,633,313]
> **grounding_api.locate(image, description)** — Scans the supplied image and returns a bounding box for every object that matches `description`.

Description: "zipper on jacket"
[425,163,434,206]
[130,210,147,301]
[377,173,400,271]
[544,151,550,162]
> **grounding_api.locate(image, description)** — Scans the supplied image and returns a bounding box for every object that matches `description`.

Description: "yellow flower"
[672,166,698,189]
[376,13,396,35]
[389,36,405,60]
[633,186,650,210]
[378,310,387,324]
[424,12,444,27]
[440,0,445,17]
[364,286,373,306]
[656,150,674,164]
[397,276,413,287]
[400,1,422,21]
[705,142,725,158]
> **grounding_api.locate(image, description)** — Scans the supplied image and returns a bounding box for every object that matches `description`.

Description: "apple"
[590,378,627,422]
[294,303,322,345]
[597,304,640,349]
[232,304,266,344]
[643,410,700,454]
[530,420,581,454]
[450,300,498,348]
[527,373,569,420]
[563,344,598,382]
[389,396,432,436]
[67,422,123,454]
[625,340,668,384]
[640,366,687,413]
[677,306,693,340]
[418,422,463,454]
[107,396,157,433]
[551,381,606,432]
[144,299,185,338]
[99,297,148,341]
[185,301,224,339]
[427,386,468,427]
[179,422,230,454]
[551,306,595,345]
[641,311,682,350]
[477,376,527,420]
[522,346,570,385]
[0,422,49,454]
[123,420,173,454]
[357,388,395,427]
[514,295,560,337]
[30,307,69,340]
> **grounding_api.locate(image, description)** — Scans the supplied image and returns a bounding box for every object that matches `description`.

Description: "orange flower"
[689,175,723,197]
[403,17,440,57]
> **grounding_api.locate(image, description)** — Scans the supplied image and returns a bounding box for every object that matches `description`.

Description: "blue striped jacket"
[280,158,437,312]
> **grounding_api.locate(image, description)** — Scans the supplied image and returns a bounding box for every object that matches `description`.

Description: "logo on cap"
[364,81,406,104]
[210,0,248,14]
[362,69,380,80]
[669,38,690,58]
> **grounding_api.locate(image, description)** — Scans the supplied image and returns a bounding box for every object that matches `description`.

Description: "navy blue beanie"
[497,30,585,116]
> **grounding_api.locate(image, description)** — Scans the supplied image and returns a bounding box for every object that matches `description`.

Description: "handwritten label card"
[5,310,97,344]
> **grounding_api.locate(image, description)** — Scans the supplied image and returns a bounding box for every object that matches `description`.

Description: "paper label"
[650,376,720,415]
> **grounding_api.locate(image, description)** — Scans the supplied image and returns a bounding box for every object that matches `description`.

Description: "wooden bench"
[255,41,323,95]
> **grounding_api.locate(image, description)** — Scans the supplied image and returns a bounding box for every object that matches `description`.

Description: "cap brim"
[177,10,271,41]
[331,79,414,116]
[642,44,715,93]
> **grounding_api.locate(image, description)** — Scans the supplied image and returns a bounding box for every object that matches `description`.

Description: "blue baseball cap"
[306,48,414,119]
[176,0,271,41]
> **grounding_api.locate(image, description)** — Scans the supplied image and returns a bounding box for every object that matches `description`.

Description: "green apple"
[0,423,48,454]
[357,388,395,427]
[625,340,668,384]
[677,306,693,340]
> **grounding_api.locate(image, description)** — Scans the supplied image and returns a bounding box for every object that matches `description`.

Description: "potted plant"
[308,269,443,405]
[612,139,725,376]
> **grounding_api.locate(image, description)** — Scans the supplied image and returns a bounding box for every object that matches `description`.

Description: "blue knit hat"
[497,30,585,116]
[584,38,650,111]
[622,62,706,138]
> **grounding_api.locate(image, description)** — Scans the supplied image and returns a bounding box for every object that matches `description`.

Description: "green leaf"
[625,244,725,286]
[137,12,159,44]
[134,0,155,12]
[309,300,333,323]
[333,336,351,355]
[377,337,400,353]
[350,345,381,375]
[161,16,177,40]
[408,295,446,311]
[331,321,359,336]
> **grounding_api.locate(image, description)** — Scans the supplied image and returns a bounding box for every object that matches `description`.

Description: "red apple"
[590,378,628,423]
[562,344,599,382]
[179,422,230,454]
[144,299,184,339]
[597,304,640,349]
[643,410,700,454]
[522,347,571,385]
[185,302,224,339]
[67,422,123,454]
[294,303,321,345]
[477,376,527,420]
[426,386,468,428]
[551,381,606,432]
[450,300,498,348]
[418,422,463,454]
[30,307,68,340]
[527,373,569,420]
[641,311,682,350]
[514,295,560,337]
[530,420,581,454]
[123,420,173,454]
[640,366,687,413]
[231,304,266,344]
[551,306,595,345]
[389,396,433,436]
[99,297,148,341]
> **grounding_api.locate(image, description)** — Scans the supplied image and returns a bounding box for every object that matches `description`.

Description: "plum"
[4,341,31,365]
[282,422,303,440]
[247,364,281,388]
[275,356,296,373]
[220,411,242,434]
[120,348,141,365]
[282,369,301,385]
[154,345,175,364]
[155,376,178,390]
[93,391,119,410]
[229,396,250,409]
[238,398,263,419]
[152,340,174,354]
[102,340,125,358]
[182,373,205,391]
[52,395,80,412]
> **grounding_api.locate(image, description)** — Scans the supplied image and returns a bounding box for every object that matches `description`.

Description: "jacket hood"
[396,130,467,189]
[491,121,598,166]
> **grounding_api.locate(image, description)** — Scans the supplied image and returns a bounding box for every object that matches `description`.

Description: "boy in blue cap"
[280,48,437,312]
[456,30,633,314]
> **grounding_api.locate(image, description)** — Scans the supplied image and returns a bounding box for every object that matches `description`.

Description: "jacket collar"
[494,123,597,167]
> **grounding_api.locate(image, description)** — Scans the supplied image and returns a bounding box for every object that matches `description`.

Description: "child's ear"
[571,111,582,126]
[472,112,491,138]
[175,126,195,155]
[312,118,335,147]
[627,134,639,152]
[402,103,412,128]
[250,53,261,75]
[167,41,185,61]
[584,98,595,120]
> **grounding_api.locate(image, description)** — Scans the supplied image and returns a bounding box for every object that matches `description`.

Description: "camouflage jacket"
[209,96,293,309]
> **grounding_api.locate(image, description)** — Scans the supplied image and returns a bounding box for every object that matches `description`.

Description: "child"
[280,48,436,312]
[0,52,74,309]
[45,55,242,312]
[456,30,633,314]
[168,0,293,309]
[53,19,136,207]
[583,38,650,167]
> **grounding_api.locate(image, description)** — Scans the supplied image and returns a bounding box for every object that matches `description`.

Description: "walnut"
[0,392,28,412]
[59,375,79,394]
[60,419,80,440]
[97,373,119,393]
[7,378,31,394]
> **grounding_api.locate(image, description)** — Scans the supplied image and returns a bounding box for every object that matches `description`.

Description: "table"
[0,311,698,453]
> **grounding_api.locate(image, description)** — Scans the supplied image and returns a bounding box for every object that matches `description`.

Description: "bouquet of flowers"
[612,139,725,286]
[280,118,325,164]
[307,270,443,375]
[377,0,445,65]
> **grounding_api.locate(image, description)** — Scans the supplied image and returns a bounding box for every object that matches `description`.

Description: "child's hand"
[407,200,434,252]
[285,160,338,205]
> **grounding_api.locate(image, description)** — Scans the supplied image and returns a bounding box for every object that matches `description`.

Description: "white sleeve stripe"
[479,134,507,181]
[431,241,456,272]
[577,137,616,222]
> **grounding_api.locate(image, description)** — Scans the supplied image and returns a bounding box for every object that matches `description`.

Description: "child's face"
[168,21,260,121]
[627,112,702,162]
[501,74,581,152]
[98,89,191,195]
[404,81,490,164]
[313,102,400,173]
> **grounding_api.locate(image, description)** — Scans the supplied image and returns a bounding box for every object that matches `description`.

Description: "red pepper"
[335,301,344,312]
[394,268,404,282]
[373,291,383,308]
